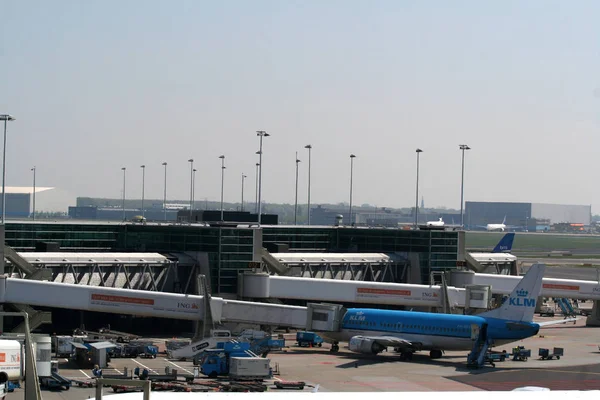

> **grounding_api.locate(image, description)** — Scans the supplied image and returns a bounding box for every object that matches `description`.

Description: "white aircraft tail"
[479,263,546,322]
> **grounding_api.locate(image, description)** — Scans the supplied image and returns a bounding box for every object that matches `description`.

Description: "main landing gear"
[429,349,443,359]
[330,342,340,353]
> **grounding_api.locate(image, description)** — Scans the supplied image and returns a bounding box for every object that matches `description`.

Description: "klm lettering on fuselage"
[509,297,536,307]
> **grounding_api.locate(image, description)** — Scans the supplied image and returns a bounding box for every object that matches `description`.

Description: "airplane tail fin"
[502,215,507,225]
[492,233,515,253]
[479,263,546,322]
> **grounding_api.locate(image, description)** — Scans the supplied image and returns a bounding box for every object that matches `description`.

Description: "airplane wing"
[537,317,580,327]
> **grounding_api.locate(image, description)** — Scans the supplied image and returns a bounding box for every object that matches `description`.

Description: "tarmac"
[7,315,600,398]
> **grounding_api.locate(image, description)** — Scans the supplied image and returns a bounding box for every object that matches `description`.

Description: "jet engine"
[348,337,386,354]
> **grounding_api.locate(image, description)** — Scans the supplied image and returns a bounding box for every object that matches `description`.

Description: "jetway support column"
[0,225,4,334]
[586,300,600,327]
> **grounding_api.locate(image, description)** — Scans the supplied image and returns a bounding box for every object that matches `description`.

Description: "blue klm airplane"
[322,264,574,363]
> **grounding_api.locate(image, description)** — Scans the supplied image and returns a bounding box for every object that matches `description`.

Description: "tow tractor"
[296,331,323,348]
[511,346,531,361]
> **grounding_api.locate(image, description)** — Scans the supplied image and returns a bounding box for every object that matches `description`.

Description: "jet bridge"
[0,276,307,329]
[267,252,408,282]
[240,269,600,309]
[5,252,176,291]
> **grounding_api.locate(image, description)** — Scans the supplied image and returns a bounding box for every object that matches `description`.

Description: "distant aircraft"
[320,264,574,361]
[426,217,444,227]
[486,216,507,231]
[483,216,519,232]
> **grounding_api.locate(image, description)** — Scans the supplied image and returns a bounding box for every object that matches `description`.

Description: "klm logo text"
[509,297,536,307]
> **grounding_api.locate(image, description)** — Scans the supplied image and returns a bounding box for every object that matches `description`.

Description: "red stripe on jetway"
[91,294,155,305]
[543,283,580,291]
[357,288,411,296]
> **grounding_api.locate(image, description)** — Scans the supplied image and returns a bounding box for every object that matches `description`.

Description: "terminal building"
[1,220,463,334]
[3,221,462,294]
[465,201,592,231]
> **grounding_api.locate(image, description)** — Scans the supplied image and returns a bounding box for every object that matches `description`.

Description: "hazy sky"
[2,1,600,211]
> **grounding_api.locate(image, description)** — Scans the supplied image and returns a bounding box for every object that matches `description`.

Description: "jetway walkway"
[240,269,600,310]
[268,252,408,282]
[0,276,307,329]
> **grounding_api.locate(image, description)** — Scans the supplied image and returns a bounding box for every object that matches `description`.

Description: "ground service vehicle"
[0,340,23,382]
[296,331,323,347]
[138,345,158,359]
[198,342,256,378]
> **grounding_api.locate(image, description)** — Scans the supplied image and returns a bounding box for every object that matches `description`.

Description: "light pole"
[188,159,194,221]
[241,173,247,212]
[0,114,15,224]
[254,163,259,213]
[294,152,301,225]
[219,155,225,221]
[193,168,197,215]
[415,149,423,228]
[459,144,471,228]
[349,154,356,226]
[140,165,145,218]
[121,167,126,221]
[256,131,270,223]
[162,162,167,221]
[31,166,36,221]
[304,144,312,225]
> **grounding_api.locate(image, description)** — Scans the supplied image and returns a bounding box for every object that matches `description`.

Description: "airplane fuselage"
[321,308,539,352]
[486,224,506,231]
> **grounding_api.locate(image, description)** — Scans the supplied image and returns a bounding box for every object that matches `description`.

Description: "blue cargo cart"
[296,332,323,348]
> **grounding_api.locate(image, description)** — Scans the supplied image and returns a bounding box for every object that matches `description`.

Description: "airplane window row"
[347,319,472,335]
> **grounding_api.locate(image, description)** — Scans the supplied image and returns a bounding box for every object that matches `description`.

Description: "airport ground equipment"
[133,366,195,383]
[109,343,140,358]
[138,345,159,359]
[296,331,323,347]
[71,340,117,368]
[467,337,493,368]
[539,347,563,360]
[244,336,285,357]
[555,298,577,318]
[169,329,234,360]
[197,342,265,379]
[6,381,20,392]
[75,326,140,343]
[52,335,86,357]
[511,346,531,361]
[229,357,271,380]
[487,351,507,362]
[39,371,71,391]
[539,303,555,317]
[274,380,306,390]
[166,339,191,354]
[0,311,43,400]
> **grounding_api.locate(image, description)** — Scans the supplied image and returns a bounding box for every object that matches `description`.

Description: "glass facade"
[4,222,461,293]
